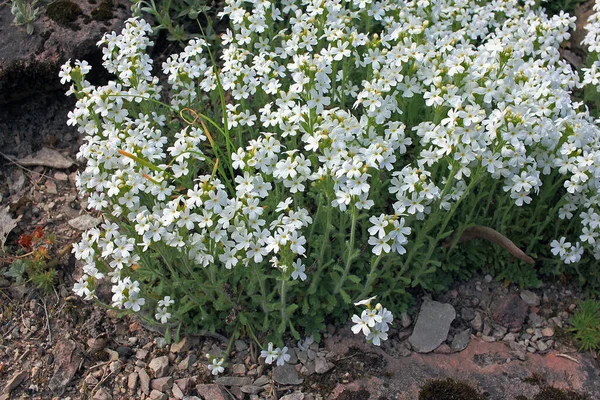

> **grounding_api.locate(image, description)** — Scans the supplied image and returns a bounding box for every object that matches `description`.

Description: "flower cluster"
[351,297,393,346]
[260,342,291,365]
[62,0,600,351]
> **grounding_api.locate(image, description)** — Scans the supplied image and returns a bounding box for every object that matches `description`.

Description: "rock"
[470,313,483,331]
[253,375,270,386]
[87,337,107,351]
[16,148,74,169]
[400,311,412,328]
[232,363,246,375]
[451,330,470,353]
[175,378,193,394]
[541,327,554,337]
[136,349,149,360]
[149,389,168,400]
[408,300,456,353]
[508,341,527,361]
[0,206,20,251]
[148,356,170,378]
[93,388,112,400]
[173,382,185,399]
[215,376,253,386]
[127,372,138,392]
[296,350,308,364]
[314,355,332,374]
[274,364,304,385]
[116,346,133,359]
[177,354,196,370]
[520,290,540,307]
[492,294,529,330]
[151,376,173,392]
[240,385,264,394]
[3,371,27,393]
[68,215,102,231]
[280,393,305,400]
[45,179,58,194]
[139,368,150,394]
[528,313,543,328]
[171,337,192,353]
[484,274,493,283]
[537,341,549,352]
[234,340,248,352]
[48,339,83,395]
[195,384,229,400]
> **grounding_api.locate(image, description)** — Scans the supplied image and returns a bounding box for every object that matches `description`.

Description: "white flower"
[207,357,225,375]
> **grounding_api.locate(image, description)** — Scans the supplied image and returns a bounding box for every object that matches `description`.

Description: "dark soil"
[419,378,485,400]
[46,0,84,30]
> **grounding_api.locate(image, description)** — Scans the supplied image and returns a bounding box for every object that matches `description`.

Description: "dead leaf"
[17,148,74,169]
[0,206,20,251]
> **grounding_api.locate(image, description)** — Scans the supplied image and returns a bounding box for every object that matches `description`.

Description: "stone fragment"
[177,353,196,370]
[235,340,248,352]
[241,385,264,394]
[139,368,150,394]
[151,376,173,392]
[484,274,493,283]
[232,363,246,375]
[471,313,483,331]
[541,327,554,337]
[274,363,304,385]
[48,339,83,395]
[148,356,170,378]
[461,308,476,321]
[45,179,58,194]
[528,313,543,328]
[3,371,27,394]
[136,349,149,360]
[175,377,193,394]
[171,337,192,353]
[253,375,270,386]
[87,337,107,351]
[520,290,540,307]
[451,330,470,353]
[127,372,138,392]
[314,355,332,374]
[400,311,412,328]
[492,294,529,330]
[92,388,112,400]
[17,148,74,169]
[296,350,308,364]
[149,389,167,400]
[280,393,305,400]
[68,215,102,231]
[215,376,253,386]
[195,384,229,400]
[172,382,185,399]
[408,300,456,353]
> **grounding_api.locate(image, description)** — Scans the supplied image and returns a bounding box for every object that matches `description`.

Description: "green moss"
[46,0,83,30]
[91,0,114,22]
[419,378,485,400]
[533,387,590,400]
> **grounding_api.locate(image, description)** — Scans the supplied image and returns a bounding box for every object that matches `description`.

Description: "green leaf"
[285,304,299,315]
[333,264,344,274]
[339,288,351,304]
[164,327,171,344]
[347,275,361,284]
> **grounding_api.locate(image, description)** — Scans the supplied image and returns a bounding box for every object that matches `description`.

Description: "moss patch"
[533,387,590,400]
[46,0,83,30]
[91,0,114,22]
[419,378,485,400]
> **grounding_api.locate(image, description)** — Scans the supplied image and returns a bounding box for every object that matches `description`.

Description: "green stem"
[334,205,358,295]
[356,254,383,300]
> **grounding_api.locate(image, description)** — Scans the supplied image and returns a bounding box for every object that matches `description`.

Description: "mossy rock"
[46,0,83,30]
[91,0,115,22]
[533,387,590,400]
[419,378,485,400]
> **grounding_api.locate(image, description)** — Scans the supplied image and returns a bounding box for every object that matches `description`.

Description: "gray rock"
[240,385,264,394]
[520,290,540,307]
[139,368,151,394]
[215,377,253,386]
[280,393,305,400]
[408,300,456,353]
[484,274,493,283]
[253,375,270,386]
[148,356,170,378]
[314,355,332,374]
[528,313,543,328]
[234,340,248,352]
[171,337,193,353]
[48,339,83,395]
[461,308,476,321]
[450,330,470,353]
[177,354,196,370]
[68,215,102,231]
[470,313,483,331]
[127,372,138,392]
[401,311,412,328]
[151,376,173,392]
[274,364,304,385]
[149,390,168,400]
[172,382,185,399]
[3,371,27,394]
[93,388,112,400]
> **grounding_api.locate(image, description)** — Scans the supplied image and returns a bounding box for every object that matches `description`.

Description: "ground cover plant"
[60,0,600,361]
